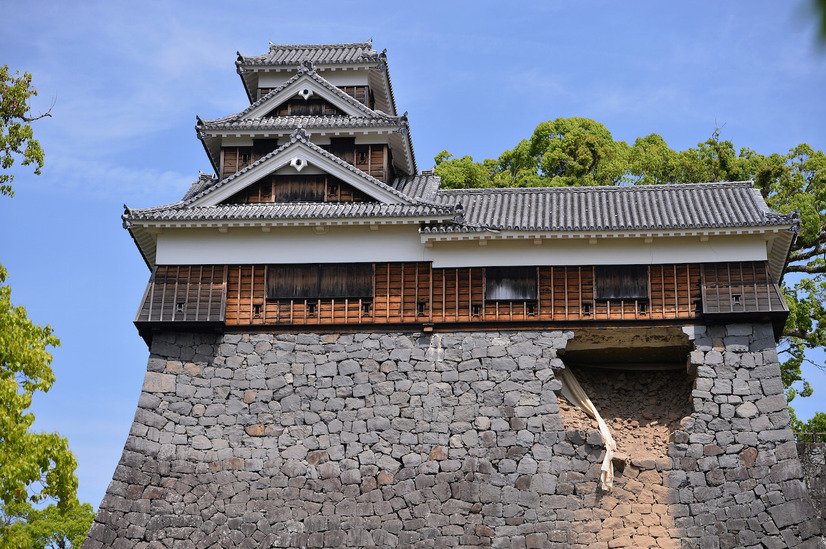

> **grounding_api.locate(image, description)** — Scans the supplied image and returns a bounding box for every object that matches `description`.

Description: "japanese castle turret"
[84,41,824,548]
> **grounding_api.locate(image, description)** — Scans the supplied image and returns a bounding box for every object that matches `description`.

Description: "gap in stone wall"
[556,364,694,548]
[558,365,694,462]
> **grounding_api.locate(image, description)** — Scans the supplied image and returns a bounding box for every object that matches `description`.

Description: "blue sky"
[2,0,825,509]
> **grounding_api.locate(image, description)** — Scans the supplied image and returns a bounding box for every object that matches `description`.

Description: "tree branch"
[22,96,55,122]
[785,263,826,274]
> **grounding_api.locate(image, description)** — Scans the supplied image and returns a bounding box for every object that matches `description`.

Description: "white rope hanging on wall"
[556,368,618,491]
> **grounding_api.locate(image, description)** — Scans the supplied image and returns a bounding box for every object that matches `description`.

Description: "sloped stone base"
[83,325,824,548]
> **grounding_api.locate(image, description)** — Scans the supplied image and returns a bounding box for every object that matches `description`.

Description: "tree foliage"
[790,408,826,434]
[812,0,826,43]
[1,67,91,546]
[1,500,94,549]
[0,264,78,510]
[435,117,826,408]
[0,65,49,197]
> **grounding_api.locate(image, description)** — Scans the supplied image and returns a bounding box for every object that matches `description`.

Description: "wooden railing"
[794,432,826,444]
[702,262,786,314]
[136,265,227,323]
[222,263,705,326]
[136,261,785,329]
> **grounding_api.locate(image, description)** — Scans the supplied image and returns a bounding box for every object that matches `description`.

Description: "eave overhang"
[420,225,798,282]
[125,212,455,269]
[196,115,416,178]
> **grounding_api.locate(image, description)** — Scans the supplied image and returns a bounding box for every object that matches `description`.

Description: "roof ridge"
[436,180,756,195]
[198,114,407,129]
[124,200,457,223]
[267,41,372,51]
[237,42,379,66]
[208,68,388,124]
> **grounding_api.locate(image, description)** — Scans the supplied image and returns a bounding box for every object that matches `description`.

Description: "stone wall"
[798,441,826,534]
[676,324,823,547]
[83,325,824,548]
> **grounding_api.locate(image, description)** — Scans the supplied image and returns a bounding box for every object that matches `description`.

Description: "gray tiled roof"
[237,42,379,67]
[183,129,417,206]
[200,64,414,174]
[182,172,218,201]
[424,181,798,233]
[125,201,455,223]
[216,69,382,123]
[236,42,398,118]
[198,115,407,132]
[391,173,441,202]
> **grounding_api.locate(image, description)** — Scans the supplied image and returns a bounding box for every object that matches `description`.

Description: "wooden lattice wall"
[136,261,785,329]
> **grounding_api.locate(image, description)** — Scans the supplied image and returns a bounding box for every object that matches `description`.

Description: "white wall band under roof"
[154,225,770,269]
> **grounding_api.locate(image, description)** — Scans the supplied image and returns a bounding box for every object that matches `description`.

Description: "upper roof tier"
[237,41,380,67]
[197,61,416,177]
[236,41,397,116]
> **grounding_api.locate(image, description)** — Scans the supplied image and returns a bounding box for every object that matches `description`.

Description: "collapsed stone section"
[83,326,824,548]
[558,367,694,462]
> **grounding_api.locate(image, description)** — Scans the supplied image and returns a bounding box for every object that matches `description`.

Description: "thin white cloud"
[44,155,193,204]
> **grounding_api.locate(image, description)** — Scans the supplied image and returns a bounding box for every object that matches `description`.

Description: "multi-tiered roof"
[124,41,798,311]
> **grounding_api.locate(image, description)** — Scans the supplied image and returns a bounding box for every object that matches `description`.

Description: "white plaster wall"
[424,235,769,268]
[222,136,254,146]
[155,227,769,268]
[155,225,427,265]
[257,73,294,88]
[257,70,370,89]
[316,70,371,86]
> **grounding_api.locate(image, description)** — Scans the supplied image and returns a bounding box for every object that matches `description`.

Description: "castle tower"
[84,42,823,548]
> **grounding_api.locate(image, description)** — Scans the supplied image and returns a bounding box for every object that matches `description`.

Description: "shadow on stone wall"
[797,441,826,534]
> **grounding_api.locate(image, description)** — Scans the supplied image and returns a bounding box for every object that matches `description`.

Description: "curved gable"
[188,131,413,207]
[245,70,380,120]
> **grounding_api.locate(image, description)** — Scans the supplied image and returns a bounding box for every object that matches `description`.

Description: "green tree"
[0,265,82,539]
[0,65,50,197]
[627,133,680,185]
[2,501,95,549]
[1,67,91,547]
[436,118,630,188]
[434,150,493,189]
[528,117,629,186]
[811,0,826,43]
[434,118,826,412]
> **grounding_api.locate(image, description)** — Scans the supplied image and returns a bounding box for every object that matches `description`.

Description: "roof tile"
[238,41,378,67]
[126,201,455,223]
[199,114,407,132]
[425,182,797,233]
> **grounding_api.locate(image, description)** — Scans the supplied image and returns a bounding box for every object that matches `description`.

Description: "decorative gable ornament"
[289,156,308,172]
[296,59,316,75]
[297,88,313,100]
[290,127,309,143]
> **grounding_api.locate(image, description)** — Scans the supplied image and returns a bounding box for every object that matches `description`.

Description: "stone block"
[756,394,787,414]
[768,498,817,528]
[704,351,724,367]
[735,402,758,419]
[143,372,175,393]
